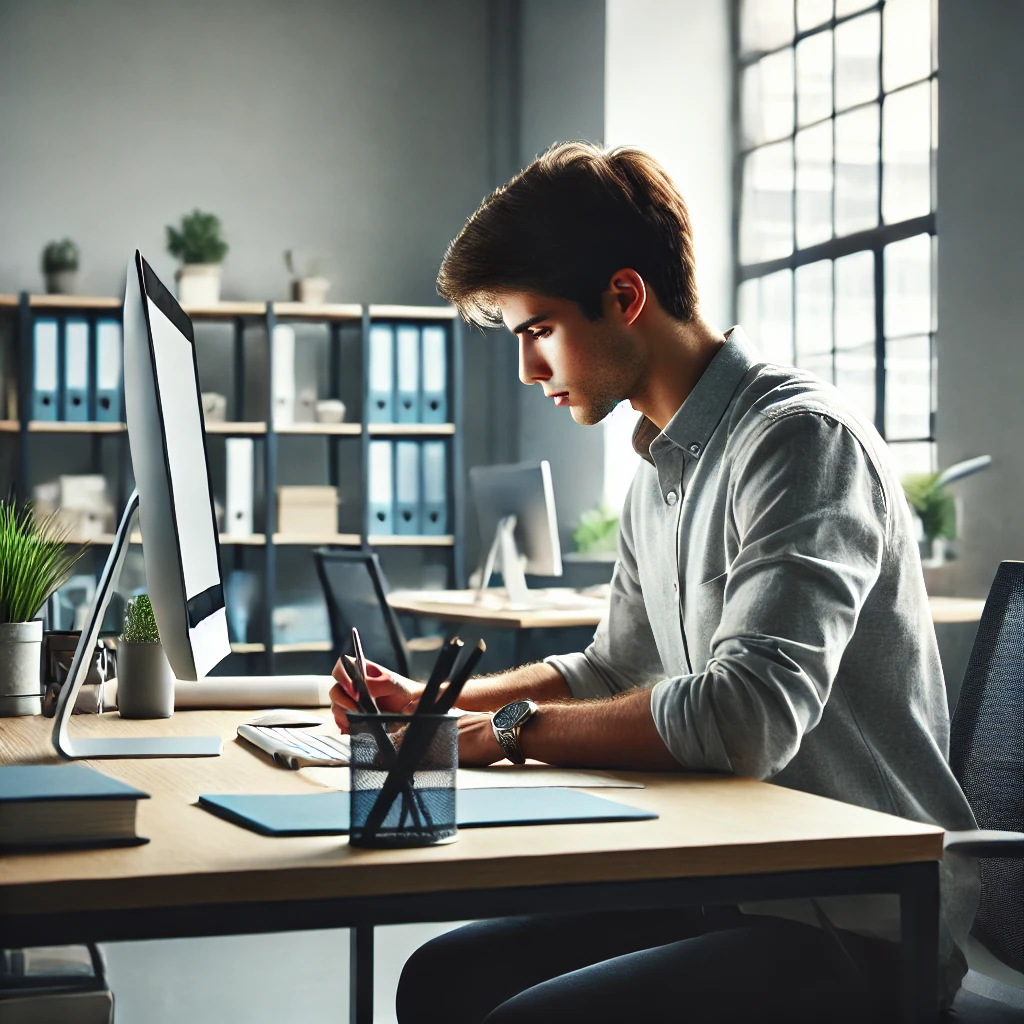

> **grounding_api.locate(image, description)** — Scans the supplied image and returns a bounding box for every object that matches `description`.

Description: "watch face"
[493,700,530,730]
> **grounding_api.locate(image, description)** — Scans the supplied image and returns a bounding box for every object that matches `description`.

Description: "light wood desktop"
[0,710,942,1023]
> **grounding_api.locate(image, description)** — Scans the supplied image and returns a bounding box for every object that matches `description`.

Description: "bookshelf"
[0,293,465,673]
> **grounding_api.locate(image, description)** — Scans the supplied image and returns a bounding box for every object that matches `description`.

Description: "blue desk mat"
[198,788,657,837]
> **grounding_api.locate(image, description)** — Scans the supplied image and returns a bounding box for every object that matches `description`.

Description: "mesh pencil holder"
[348,712,458,848]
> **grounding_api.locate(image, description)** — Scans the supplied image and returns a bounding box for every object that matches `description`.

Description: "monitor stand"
[51,489,222,760]
[477,515,534,608]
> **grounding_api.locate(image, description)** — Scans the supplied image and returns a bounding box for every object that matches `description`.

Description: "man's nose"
[519,336,550,385]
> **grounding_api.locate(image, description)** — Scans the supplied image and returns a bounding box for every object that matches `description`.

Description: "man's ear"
[607,269,646,326]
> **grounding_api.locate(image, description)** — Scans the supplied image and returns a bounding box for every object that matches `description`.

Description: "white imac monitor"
[470,460,562,606]
[52,251,228,759]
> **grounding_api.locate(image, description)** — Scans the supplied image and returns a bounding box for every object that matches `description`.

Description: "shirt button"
[665,490,678,505]
[689,443,701,455]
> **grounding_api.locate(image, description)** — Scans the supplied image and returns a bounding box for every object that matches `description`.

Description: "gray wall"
[934,0,1024,597]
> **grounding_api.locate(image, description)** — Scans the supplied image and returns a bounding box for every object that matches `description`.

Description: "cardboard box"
[277,486,337,536]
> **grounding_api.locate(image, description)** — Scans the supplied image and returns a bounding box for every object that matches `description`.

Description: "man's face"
[496,291,644,426]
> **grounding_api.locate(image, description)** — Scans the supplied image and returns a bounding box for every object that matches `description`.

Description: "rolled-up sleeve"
[546,478,666,699]
[650,411,887,779]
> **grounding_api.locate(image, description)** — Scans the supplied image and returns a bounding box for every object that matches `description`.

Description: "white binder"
[225,437,255,538]
[395,324,421,422]
[63,320,90,421]
[32,320,59,420]
[95,319,123,422]
[394,439,421,534]
[272,324,296,427]
[420,325,447,423]
[367,439,394,534]
[421,440,448,534]
[368,324,395,422]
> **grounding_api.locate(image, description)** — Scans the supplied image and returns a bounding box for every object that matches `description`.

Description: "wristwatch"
[490,700,538,764]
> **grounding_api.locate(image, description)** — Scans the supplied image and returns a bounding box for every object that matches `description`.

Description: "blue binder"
[31,320,59,421]
[420,325,447,423]
[367,439,394,535]
[63,319,90,421]
[395,324,421,423]
[94,319,123,422]
[394,440,421,534]
[367,324,395,422]
[421,439,448,534]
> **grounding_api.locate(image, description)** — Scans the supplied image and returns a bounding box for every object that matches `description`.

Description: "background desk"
[1,711,942,1023]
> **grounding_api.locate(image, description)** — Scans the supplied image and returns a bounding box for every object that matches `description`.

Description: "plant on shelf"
[0,500,85,716]
[117,593,175,718]
[284,249,331,304]
[41,238,80,295]
[167,209,229,307]
[572,504,620,556]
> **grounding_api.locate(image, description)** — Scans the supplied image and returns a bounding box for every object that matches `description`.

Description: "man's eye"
[530,327,551,339]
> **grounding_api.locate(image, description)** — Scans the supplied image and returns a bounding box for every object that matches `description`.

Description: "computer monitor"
[470,460,562,606]
[52,251,228,759]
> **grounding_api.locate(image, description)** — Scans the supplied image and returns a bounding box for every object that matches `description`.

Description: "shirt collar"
[631,326,760,465]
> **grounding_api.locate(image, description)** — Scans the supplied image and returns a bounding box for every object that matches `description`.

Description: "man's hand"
[329,657,424,733]
[457,712,504,766]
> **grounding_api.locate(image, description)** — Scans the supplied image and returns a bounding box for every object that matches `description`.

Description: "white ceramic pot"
[175,264,222,306]
[116,640,175,719]
[0,620,44,716]
[296,276,330,304]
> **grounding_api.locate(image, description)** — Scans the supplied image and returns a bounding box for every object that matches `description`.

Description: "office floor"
[102,923,460,1023]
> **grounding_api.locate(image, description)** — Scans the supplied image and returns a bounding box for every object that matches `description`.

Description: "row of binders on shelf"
[369,438,448,535]
[368,322,448,423]
[31,319,123,422]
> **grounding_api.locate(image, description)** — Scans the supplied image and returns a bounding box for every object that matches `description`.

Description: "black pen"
[417,637,463,715]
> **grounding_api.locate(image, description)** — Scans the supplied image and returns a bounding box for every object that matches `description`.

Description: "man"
[330,143,978,1023]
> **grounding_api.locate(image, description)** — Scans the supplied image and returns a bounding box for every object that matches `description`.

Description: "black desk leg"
[900,861,940,1023]
[350,925,374,1024]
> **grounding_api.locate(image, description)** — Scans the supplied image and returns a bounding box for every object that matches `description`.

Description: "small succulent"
[123,594,160,643]
[42,239,80,274]
[167,209,229,265]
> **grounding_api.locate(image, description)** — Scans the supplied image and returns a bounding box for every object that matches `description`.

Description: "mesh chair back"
[313,550,411,678]
[948,560,1024,974]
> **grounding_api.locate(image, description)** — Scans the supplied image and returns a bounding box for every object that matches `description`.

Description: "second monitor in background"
[470,460,561,608]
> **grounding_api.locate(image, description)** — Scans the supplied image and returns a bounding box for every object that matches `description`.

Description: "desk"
[1,712,942,1023]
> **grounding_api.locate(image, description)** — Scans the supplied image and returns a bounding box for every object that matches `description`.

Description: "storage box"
[277,486,338,536]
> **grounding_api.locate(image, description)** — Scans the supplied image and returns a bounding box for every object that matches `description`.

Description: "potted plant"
[116,594,175,718]
[167,209,229,306]
[0,501,85,716]
[573,504,620,556]
[41,238,80,294]
[284,249,330,304]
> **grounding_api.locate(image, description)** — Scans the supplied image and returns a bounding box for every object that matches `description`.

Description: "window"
[735,0,937,477]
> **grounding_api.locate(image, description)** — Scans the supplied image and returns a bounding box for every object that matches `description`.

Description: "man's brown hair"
[437,141,699,328]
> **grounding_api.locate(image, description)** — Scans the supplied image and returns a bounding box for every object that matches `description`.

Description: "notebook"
[198,788,657,837]
[0,765,150,850]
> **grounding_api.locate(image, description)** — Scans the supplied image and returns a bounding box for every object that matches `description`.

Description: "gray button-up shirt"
[546,328,978,997]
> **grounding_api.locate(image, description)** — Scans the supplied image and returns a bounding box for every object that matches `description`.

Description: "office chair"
[313,549,443,681]
[943,560,1024,1021]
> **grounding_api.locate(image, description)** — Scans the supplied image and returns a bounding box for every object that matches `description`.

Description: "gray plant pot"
[0,620,44,717]
[44,269,78,294]
[116,640,175,719]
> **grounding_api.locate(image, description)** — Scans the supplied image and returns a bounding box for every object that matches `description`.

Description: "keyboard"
[237,724,351,770]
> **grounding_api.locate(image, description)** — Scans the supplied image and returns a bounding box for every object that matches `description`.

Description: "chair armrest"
[944,829,1024,857]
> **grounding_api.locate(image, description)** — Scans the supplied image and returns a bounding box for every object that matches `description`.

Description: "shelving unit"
[0,293,465,674]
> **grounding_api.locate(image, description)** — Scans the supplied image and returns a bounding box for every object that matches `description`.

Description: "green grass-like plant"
[0,501,86,624]
[167,209,229,265]
[123,594,160,643]
[42,238,80,273]
[573,504,620,555]
[903,472,957,542]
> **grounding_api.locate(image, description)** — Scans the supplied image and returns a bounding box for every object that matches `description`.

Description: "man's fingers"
[331,659,358,701]
[329,681,358,712]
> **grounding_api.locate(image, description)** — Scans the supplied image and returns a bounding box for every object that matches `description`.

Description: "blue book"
[31,319,59,420]
[63,318,90,421]
[0,764,149,849]
[394,439,422,534]
[94,318,123,422]
[395,324,421,422]
[420,325,447,423]
[367,324,395,422]
[198,787,657,837]
[421,439,448,534]
[367,439,394,535]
